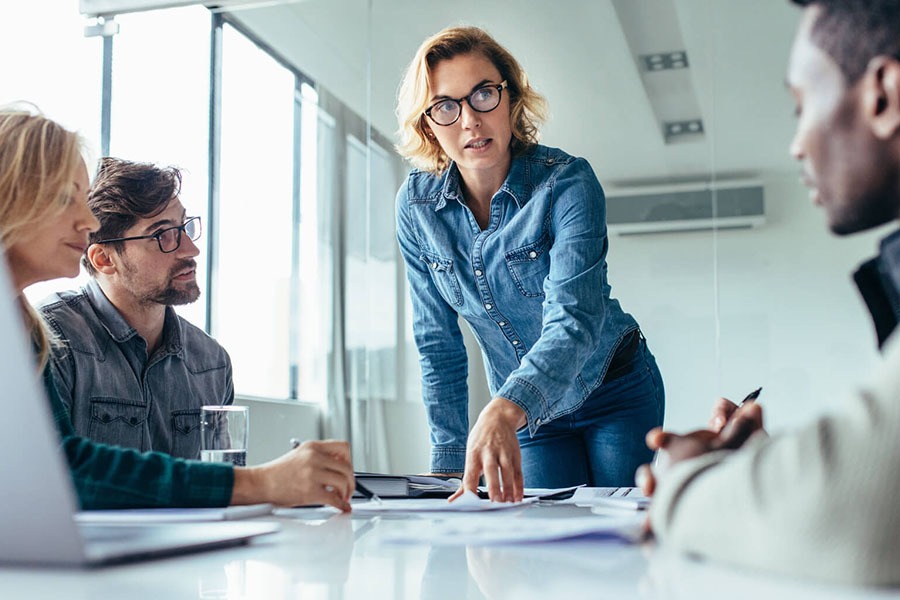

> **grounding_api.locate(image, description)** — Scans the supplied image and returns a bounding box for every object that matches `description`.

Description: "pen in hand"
[289,438,382,504]
[740,387,763,406]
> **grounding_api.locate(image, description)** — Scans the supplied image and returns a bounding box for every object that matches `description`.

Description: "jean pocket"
[88,398,146,450]
[505,235,550,297]
[421,251,463,307]
[171,408,202,459]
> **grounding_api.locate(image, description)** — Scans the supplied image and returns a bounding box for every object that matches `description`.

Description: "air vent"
[606,180,765,235]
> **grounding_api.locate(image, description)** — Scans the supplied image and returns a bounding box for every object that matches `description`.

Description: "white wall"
[608,174,886,434]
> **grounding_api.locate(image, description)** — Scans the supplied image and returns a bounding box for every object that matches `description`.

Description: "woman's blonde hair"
[0,105,85,369]
[395,25,548,175]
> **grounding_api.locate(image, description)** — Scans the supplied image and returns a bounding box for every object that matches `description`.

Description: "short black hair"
[83,157,182,274]
[791,0,900,84]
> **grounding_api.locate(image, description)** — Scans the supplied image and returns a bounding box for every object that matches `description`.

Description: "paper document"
[351,491,537,514]
[75,503,274,523]
[558,487,649,510]
[381,514,645,545]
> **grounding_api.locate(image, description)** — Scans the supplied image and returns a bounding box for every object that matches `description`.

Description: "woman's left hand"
[449,397,527,503]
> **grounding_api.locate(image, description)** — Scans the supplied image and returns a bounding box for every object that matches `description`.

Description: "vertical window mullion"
[206,12,224,336]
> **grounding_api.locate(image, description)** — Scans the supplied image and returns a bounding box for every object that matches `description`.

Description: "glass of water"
[200,405,249,466]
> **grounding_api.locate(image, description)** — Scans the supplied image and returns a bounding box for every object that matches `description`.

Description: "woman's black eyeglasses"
[95,216,202,254]
[424,80,508,127]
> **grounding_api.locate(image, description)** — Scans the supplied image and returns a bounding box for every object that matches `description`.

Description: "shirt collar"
[83,278,183,354]
[854,227,900,349]
[436,151,530,211]
[879,227,900,297]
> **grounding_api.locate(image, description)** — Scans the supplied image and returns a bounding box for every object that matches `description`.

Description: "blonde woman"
[0,107,355,510]
[395,27,665,501]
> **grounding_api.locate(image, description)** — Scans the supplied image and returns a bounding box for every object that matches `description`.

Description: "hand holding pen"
[709,387,763,434]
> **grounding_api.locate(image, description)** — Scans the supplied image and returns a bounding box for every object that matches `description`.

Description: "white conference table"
[1,503,898,599]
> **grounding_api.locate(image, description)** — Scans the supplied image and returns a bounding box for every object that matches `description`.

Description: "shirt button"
[431,262,438,270]
[485,303,492,310]
[529,251,537,259]
[512,340,519,345]
[475,269,483,277]
[498,321,506,327]
[535,418,543,426]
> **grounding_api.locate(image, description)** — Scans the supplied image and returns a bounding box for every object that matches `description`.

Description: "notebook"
[352,473,460,498]
[0,259,279,567]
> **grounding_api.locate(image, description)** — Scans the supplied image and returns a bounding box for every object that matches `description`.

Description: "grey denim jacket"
[38,279,234,459]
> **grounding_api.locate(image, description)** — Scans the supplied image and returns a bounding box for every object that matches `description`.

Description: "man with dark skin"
[640,0,900,585]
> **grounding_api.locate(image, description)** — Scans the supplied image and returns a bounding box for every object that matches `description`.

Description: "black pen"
[289,438,381,503]
[740,387,763,406]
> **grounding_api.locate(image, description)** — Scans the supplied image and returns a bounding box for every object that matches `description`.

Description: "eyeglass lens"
[159,218,201,253]
[430,84,502,126]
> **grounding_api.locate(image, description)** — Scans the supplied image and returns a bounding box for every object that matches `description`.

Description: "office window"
[108,5,211,330]
[296,83,334,405]
[214,23,295,399]
[345,136,398,403]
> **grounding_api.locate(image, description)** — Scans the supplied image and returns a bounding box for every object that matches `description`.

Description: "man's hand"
[637,400,764,498]
[231,439,355,512]
[449,397,526,503]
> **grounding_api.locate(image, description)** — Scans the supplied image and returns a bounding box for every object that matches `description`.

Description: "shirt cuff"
[430,446,466,473]
[496,376,549,436]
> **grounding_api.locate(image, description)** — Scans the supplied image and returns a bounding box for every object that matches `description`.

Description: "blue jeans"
[517,337,664,487]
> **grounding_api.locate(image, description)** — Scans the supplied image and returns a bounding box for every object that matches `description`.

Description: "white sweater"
[650,332,900,585]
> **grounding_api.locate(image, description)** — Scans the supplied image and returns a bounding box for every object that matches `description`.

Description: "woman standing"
[395,26,665,501]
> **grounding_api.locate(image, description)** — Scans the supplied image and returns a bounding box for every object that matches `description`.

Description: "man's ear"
[863,56,900,140]
[86,243,117,275]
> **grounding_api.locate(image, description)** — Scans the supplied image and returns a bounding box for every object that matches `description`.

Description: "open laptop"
[0,261,279,567]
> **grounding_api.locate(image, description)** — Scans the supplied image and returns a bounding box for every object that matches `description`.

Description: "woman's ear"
[864,56,900,140]
[86,243,116,275]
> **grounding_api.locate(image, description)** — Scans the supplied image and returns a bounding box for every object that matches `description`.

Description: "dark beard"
[151,281,200,306]
[140,259,201,306]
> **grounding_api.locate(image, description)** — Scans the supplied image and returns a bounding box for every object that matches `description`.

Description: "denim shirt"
[38,279,234,459]
[396,144,638,472]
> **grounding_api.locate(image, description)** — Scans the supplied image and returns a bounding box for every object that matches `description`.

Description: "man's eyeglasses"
[424,80,508,127]
[95,216,202,254]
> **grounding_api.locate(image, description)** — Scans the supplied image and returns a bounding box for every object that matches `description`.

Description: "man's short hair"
[83,157,183,274]
[792,0,900,84]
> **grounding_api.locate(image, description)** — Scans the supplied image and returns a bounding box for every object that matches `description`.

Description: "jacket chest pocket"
[505,235,551,297]
[88,398,147,450]
[421,251,463,307]
[170,408,202,460]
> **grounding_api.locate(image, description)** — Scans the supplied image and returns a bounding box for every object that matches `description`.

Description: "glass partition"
[48,0,886,474]
[227,0,890,467]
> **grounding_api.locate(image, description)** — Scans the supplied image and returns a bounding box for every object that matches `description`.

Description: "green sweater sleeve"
[44,365,234,510]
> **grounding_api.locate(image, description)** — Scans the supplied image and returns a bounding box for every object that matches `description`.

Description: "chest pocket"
[88,398,147,450]
[170,408,202,459]
[420,251,463,307]
[505,234,551,297]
